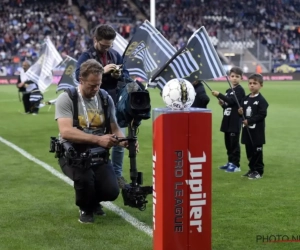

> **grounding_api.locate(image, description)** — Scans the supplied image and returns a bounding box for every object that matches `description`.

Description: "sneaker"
[78,210,94,224]
[219,163,229,170]
[94,204,106,216]
[248,171,262,180]
[225,163,241,172]
[241,170,252,177]
[117,176,127,189]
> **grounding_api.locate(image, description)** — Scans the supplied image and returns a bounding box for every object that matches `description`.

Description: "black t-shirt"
[218,85,246,133]
[240,93,269,145]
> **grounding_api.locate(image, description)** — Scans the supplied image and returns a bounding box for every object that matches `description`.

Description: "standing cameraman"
[75,24,129,189]
[55,59,133,224]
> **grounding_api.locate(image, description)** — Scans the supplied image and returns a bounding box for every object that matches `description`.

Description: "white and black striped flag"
[150,26,226,90]
[26,37,63,92]
[123,20,176,81]
[56,56,78,92]
[114,33,128,57]
[150,48,199,90]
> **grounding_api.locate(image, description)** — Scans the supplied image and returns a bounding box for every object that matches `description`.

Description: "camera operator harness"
[50,87,111,169]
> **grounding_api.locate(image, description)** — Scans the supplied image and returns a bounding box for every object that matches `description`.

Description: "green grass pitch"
[0,81,299,250]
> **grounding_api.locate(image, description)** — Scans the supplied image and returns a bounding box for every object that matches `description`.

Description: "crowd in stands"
[1,0,300,76]
[76,0,140,38]
[134,0,300,64]
[0,0,141,75]
[0,0,90,75]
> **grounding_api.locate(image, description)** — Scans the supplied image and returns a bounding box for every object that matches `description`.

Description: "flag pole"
[225,76,255,147]
[55,56,68,69]
[66,55,77,62]
[202,80,212,91]
[225,76,242,111]
[151,46,185,83]
[203,80,225,103]
[150,0,156,27]
[150,26,203,85]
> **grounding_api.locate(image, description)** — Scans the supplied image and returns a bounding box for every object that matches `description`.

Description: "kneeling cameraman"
[54,59,133,224]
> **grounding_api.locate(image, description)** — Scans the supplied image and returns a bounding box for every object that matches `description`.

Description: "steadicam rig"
[120,123,153,211]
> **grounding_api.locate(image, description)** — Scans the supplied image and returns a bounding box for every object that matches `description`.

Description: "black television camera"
[116,80,151,128]
[116,80,153,211]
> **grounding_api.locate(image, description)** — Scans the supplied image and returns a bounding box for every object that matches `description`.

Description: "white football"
[162,78,196,110]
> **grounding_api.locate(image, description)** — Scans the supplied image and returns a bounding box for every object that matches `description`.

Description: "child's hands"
[211,90,219,97]
[238,107,243,115]
[242,119,248,126]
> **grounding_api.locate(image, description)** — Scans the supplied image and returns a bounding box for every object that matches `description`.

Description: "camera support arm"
[121,120,153,211]
[127,122,140,186]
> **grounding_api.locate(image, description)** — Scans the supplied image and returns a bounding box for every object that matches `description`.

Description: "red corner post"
[153,108,212,250]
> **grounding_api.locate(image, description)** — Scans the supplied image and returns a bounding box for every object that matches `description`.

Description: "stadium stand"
[2,0,300,75]
[0,0,90,74]
[75,0,141,38]
[132,0,300,64]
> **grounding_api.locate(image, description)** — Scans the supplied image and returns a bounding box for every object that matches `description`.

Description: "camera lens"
[132,96,145,107]
[131,92,150,110]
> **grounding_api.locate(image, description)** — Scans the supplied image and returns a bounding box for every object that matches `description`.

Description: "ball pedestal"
[152,108,212,250]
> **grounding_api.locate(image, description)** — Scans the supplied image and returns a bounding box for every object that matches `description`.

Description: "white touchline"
[0,136,153,237]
